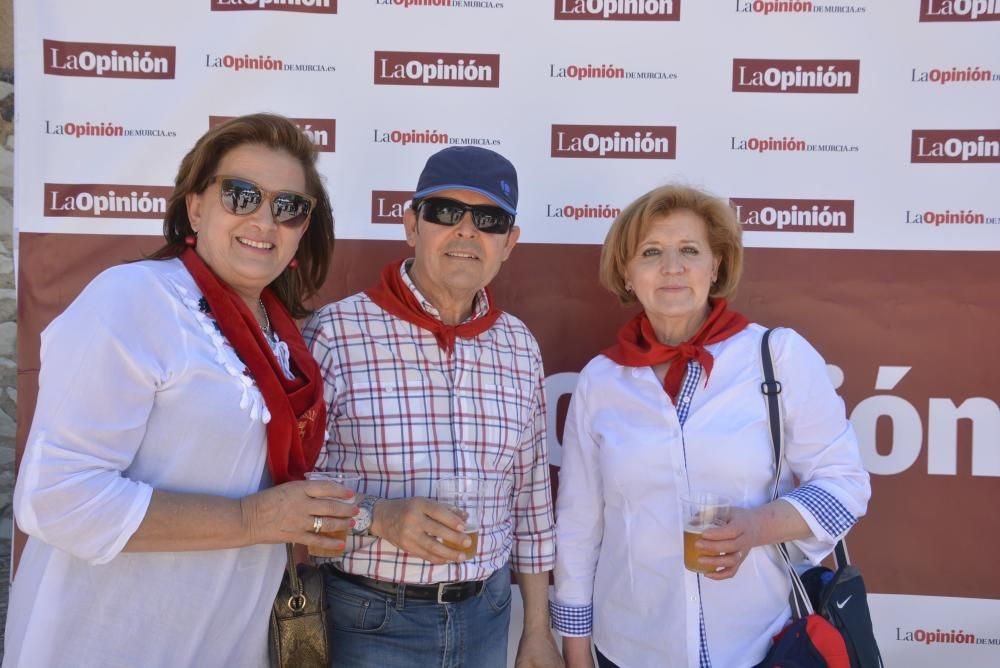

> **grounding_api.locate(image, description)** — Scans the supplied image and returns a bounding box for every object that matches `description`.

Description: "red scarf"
[602,299,749,404]
[365,260,502,354]
[181,248,325,484]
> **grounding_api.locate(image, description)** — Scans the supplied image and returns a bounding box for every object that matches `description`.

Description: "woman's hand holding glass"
[240,479,358,555]
[695,506,760,580]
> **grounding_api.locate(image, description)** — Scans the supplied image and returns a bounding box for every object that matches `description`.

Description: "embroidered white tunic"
[550,325,871,668]
[3,259,286,668]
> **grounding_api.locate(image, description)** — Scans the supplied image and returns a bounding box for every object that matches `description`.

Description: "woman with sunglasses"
[4,114,349,667]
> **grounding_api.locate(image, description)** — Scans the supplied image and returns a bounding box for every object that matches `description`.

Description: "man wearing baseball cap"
[304,146,560,667]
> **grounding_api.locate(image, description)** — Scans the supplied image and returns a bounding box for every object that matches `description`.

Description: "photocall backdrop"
[12,1,1000,665]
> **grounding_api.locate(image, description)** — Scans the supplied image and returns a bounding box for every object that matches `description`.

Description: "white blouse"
[551,325,871,668]
[3,259,287,668]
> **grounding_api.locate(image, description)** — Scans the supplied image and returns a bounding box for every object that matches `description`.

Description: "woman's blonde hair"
[599,184,743,306]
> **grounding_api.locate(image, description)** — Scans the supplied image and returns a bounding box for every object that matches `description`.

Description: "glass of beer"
[304,471,361,559]
[435,476,482,560]
[680,493,732,573]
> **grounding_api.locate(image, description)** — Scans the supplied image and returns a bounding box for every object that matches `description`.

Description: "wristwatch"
[352,494,379,536]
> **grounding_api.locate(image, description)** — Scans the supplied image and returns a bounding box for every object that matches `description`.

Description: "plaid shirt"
[303,261,555,584]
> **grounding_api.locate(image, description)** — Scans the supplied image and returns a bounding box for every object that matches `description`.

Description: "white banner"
[14,1,1000,248]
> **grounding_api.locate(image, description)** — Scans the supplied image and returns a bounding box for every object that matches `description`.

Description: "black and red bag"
[799,541,883,668]
[756,612,851,667]
[754,541,852,668]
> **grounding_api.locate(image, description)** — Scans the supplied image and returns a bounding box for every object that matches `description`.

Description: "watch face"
[352,499,374,535]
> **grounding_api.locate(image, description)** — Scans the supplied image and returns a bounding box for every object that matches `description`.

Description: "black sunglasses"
[210,175,316,228]
[414,197,515,235]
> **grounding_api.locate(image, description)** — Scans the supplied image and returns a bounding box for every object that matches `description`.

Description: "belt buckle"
[436,582,467,604]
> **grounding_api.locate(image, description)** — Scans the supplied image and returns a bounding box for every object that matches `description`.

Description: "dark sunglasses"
[415,197,515,235]
[210,175,317,228]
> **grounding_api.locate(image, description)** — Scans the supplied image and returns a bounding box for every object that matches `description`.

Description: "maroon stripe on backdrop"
[14,234,999,600]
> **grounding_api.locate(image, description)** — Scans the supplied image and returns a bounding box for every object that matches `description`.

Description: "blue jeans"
[323,564,512,668]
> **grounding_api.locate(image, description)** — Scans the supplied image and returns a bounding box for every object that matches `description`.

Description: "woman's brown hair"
[150,113,334,318]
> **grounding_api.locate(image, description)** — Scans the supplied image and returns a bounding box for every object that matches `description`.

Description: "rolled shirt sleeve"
[510,352,556,574]
[14,266,173,565]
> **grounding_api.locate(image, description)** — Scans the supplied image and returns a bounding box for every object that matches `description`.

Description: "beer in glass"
[680,493,732,573]
[304,471,361,558]
[435,476,482,561]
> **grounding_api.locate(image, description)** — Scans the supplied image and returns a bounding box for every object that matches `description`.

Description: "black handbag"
[757,328,884,668]
[800,542,883,668]
[268,543,331,668]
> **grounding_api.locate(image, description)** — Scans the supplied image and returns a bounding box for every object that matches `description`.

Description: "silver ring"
[312,516,323,534]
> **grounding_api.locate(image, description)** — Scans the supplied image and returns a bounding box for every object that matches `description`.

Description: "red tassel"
[184,235,197,247]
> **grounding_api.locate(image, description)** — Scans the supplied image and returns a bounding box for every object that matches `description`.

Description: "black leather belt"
[327,567,486,604]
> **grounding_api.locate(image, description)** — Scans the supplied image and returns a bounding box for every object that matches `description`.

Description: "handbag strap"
[760,329,855,619]
[283,543,308,612]
[760,329,784,503]
[762,331,886,666]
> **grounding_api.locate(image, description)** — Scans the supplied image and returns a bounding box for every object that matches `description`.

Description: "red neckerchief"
[365,259,502,354]
[601,299,749,404]
[180,248,325,484]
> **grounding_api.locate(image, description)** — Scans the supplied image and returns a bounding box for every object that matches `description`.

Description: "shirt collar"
[400,258,491,324]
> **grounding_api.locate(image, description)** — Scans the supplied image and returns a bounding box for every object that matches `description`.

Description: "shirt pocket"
[337,380,450,474]
[454,383,532,473]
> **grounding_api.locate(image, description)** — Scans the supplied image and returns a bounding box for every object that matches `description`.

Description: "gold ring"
[312,516,323,534]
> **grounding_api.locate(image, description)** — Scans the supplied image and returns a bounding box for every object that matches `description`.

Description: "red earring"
[288,258,299,269]
[184,235,197,247]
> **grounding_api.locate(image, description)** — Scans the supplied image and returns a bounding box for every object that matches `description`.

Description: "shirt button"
[681,396,690,404]
[690,596,697,602]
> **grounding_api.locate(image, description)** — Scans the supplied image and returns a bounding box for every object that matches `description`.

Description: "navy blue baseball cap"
[412,146,518,216]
